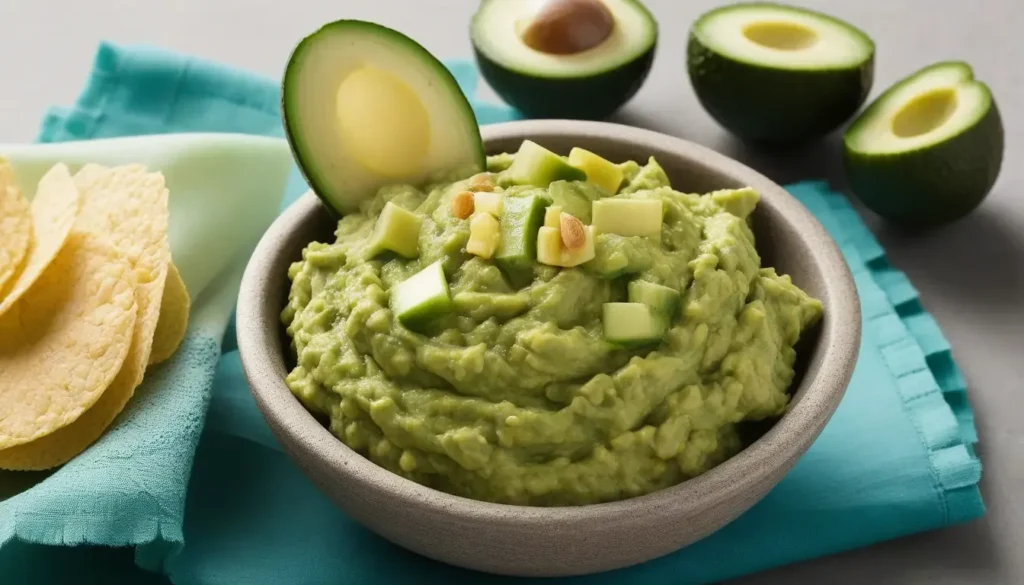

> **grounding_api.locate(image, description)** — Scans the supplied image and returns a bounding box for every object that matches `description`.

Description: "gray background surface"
[0,1,1020,583]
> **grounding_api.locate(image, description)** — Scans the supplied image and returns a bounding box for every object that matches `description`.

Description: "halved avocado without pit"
[843,61,1004,227]
[471,0,658,120]
[688,2,875,146]
[282,20,485,216]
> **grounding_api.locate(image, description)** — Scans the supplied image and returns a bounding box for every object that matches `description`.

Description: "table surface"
[0,1,1020,583]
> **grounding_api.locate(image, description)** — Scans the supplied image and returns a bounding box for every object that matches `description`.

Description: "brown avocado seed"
[521,0,615,55]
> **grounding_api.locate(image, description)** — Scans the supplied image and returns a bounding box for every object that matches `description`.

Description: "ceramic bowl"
[236,120,861,577]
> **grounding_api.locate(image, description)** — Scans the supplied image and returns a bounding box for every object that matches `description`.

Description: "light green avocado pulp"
[281,155,823,506]
[742,21,819,51]
[891,88,959,138]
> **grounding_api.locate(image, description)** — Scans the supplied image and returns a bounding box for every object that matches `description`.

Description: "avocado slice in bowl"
[282,20,486,216]
[471,0,658,120]
[688,2,874,147]
[843,61,1004,228]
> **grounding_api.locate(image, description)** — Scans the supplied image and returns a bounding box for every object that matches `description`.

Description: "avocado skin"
[281,19,485,218]
[843,100,1004,228]
[473,44,656,120]
[687,34,874,147]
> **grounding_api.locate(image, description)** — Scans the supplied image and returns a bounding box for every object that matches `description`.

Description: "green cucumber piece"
[505,140,586,187]
[549,180,602,224]
[602,302,667,347]
[391,260,453,331]
[627,280,681,318]
[364,201,422,259]
[495,193,548,283]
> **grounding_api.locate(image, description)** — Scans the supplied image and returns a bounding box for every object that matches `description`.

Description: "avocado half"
[471,0,658,120]
[844,61,1004,228]
[282,20,485,216]
[688,2,875,146]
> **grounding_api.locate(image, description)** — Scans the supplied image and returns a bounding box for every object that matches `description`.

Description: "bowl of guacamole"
[237,120,860,577]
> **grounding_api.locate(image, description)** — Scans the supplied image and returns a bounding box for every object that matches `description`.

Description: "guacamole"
[282,154,823,507]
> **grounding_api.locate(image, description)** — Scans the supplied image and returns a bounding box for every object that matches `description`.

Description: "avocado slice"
[471,0,658,120]
[688,3,874,146]
[843,61,1004,227]
[568,147,624,195]
[505,140,586,187]
[495,193,548,282]
[282,20,485,216]
[364,201,423,259]
[627,280,680,319]
[391,260,453,331]
[602,302,667,347]
[592,198,663,237]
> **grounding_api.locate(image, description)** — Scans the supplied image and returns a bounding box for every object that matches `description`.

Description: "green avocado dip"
[281,147,823,507]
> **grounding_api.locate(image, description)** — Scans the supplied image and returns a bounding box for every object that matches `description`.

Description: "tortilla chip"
[0,164,170,470]
[0,160,32,295]
[149,261,191,366]
[0,231,138,449]
[0,164,80,317]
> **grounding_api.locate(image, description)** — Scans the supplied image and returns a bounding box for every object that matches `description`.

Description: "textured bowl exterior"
[236,120,861,577]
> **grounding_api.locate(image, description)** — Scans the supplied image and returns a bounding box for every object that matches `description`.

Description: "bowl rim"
[237,119,861,523]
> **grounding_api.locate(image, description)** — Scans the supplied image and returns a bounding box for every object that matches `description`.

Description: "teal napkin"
[0,42,983,585]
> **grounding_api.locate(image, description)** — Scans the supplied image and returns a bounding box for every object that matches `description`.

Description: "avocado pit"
[520,0,615,55]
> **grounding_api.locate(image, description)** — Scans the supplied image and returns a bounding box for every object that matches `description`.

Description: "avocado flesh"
[583,233,653,279]
[391,260,453,331]
[844,61,1004,227]
[471,0,657,120]
[688,3,874,146]
[282,20,485,216]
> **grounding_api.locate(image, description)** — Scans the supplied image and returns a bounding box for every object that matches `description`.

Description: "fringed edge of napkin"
[789,181,984,525]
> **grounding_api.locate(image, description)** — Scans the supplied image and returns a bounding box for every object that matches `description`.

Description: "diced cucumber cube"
[602,302,667,347]
[627,280,681,319]
[365,201,422,259]
[391,260,453,331]
[505,140,586,187]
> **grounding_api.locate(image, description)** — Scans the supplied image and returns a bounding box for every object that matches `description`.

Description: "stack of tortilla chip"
[0,158,190,470]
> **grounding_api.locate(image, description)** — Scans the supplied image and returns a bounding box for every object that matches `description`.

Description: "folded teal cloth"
[0,42,984,585]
